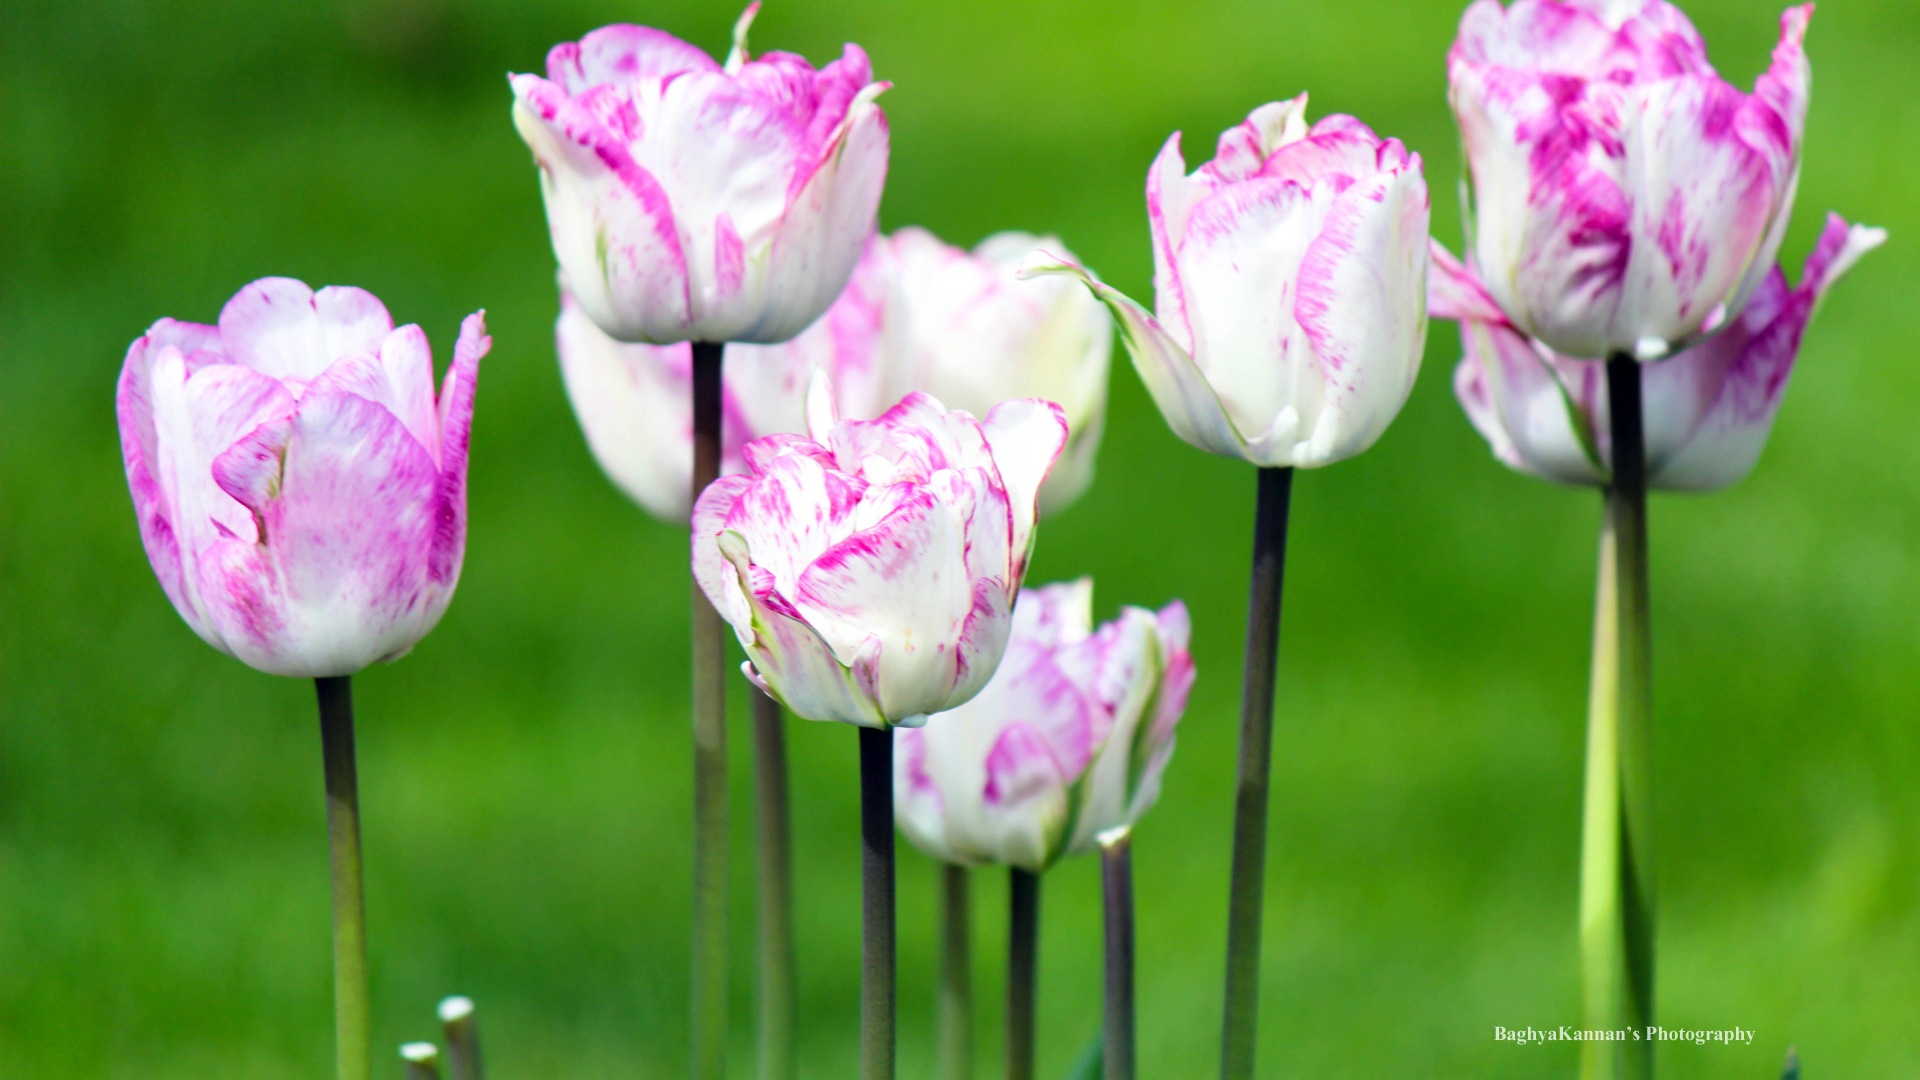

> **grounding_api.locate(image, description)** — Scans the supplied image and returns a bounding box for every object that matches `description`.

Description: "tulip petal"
[750,83,890,343]
[1171,177,1332,450]
[219,278,394,384]
[718,530,888,728]
[557,294,697,520]
[546,23,720,95]
[1022,251,1252,463]
[429,312,488,586]
[980,722,1072,871]
[724,449,865,598]
[118,323,222,624]
[978,398,1066,574]
[947,574,1015,710]
[1652,214,1884,490]
[511,76,693,343]
[1289,165,1429,466]
[208,389,444,677]
[795,486,973,719]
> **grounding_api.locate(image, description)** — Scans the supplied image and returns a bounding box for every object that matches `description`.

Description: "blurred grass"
[3,0,1918,1075]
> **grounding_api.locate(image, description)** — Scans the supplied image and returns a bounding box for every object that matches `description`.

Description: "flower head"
[511,4,889,345]
[894,580,1194,872]
[692,380,1068,728]
[1028,95,1429,468]
[1448,0,1812,360]
[117,278,486,677]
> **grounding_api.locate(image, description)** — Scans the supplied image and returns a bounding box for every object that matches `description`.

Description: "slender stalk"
[315,675,370,1080]
[1006,868,1042,1080]
[438,996,483,1080]
[401,1043,442,1080]
[1099,829,1135,1080]
[1219,466,1294,1080]
[937,863,973,1080]
[752,690,798,1080]
[1579,355,1654,1080]
[859,726,897,1080]
[690,341,729,1080]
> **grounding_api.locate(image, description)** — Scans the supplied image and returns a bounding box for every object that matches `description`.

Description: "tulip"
[1028,95,1427,1080]
[1448,0,1812,361]
[894,579,1190,1080]
[117,277,487,1080]
[877,228,1111,513]
[117,277,486,679]
[510,4,889,346]
[693,380,1063,1080]
[893,579,1194,872]
[692,381,1069,730]
[1435,213,1886,491]
[1026,93,1429,469]
[554,248,889,522]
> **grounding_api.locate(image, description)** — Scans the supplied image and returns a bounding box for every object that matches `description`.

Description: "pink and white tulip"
[558,227,1111,522]
[1449,0,1812,360]
[117,278,487,677]
[874,228,1111,513]
[1435,214,1884,490]
[894,580,1194,872]
[1027,95,1429,469]
[691,382,1068,729]
[555,247,890,523]
[511,4,889,346]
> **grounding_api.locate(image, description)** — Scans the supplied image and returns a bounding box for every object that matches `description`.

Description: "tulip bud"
[1433,214,1885,490]
[1448,0,1812,361]
[510,4,890,346]
[893,580,1194,872]
[691,379,1069,729]
[117,278,486,677]
[1027,95,1429,469]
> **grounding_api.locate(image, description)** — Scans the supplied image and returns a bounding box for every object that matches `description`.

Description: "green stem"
[938,863,973,1080]
[1220,466,1293,1080]
[690,341,730,1080]
[1006,868,1041,1080]
[859,727,896,1080]
[752,690,798,1080]
[1580,355,1655,1080]
[1099,830,1135,1080]
[315,676,370,1080]
[438,996,482,1080]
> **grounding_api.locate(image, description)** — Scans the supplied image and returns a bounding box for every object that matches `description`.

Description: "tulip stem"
[938,863,973,1080]
[1580,355,1654,1080]
[1100,830,1136,1080]
[437,996,483,1080]
[752,690,798,1080]
[315,676,371,1080]
[859,726,897,1080]
[690,341,729,1080]
[1006,868,1041,1080]
[1219,466,1293,1080]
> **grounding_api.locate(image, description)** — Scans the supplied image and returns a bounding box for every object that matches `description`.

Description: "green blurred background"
[3,0,1917,1075]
